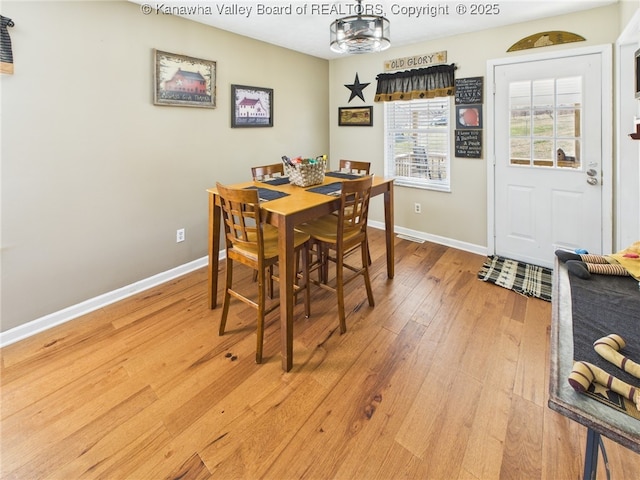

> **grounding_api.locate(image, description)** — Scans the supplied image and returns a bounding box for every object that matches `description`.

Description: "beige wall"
[620,0,640,25]
[0,1,329,331]
[329,3,622,249]
[1,1,628,333]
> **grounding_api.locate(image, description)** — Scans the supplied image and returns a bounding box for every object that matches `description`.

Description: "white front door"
[492,48,611,268]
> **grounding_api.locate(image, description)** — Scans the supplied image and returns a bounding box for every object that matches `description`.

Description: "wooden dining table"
[207,173,395,372]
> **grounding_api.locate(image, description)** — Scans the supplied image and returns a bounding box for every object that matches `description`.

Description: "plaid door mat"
[477,255,553,302]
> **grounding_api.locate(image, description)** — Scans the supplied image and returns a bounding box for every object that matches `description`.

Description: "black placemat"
[244,186,289,202]
[306,182,342,196]
[570,273,640,387]
[325,171,361,180]
[260,177,290,185]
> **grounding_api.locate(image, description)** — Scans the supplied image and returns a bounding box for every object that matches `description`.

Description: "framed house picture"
[153,49,216,108]
[338,106,373,126]
[231,84,273,127]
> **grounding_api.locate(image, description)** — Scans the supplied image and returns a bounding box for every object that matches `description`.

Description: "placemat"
[325,171,361,180]
[244,186,289,202]
[260,177,290,186]
[570,273,640,419]
[307,182,342,196]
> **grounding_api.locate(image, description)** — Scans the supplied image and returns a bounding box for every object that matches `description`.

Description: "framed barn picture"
[338,106,373,126]
[231,85,273,127]
[153,49,216,108]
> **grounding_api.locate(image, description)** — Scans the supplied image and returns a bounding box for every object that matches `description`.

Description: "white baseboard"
[368,220,488,257]
[1,227,485,349]
[0,256,211,348]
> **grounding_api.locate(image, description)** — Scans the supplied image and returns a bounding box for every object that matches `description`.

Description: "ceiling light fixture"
[330,0,390,54]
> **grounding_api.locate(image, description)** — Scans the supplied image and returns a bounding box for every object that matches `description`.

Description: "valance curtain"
[374,63,456,102]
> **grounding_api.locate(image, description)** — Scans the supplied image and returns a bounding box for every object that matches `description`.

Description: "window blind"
[384,97,451,191]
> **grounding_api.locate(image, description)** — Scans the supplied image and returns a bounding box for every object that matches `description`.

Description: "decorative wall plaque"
[507,31,585,52]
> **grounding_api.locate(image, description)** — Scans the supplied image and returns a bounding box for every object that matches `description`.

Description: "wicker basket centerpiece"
[284,157,326,187]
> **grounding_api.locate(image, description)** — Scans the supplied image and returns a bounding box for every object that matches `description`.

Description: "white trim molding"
[369,220,488,257]
[0,256,211,348]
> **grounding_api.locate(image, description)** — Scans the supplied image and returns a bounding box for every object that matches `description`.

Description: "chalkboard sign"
[455,130,482,158]
[455,77,484,105]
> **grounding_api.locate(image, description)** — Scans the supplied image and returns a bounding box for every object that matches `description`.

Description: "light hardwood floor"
[2,230,639,479]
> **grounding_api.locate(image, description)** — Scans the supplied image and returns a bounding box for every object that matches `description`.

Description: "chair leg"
[362,242,375,307]
[256,266,266,364]
[303,243,311,318]
[294,250,301,306]
[310,240,325,284]
[320,244,329,284]
[336,249,347,334]
[219,258,233,336]
[267,266,274,299]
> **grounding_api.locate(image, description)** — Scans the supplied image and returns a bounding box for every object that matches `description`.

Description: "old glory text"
[384,51,447,72]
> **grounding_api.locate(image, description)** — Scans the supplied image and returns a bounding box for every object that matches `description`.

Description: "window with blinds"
[384,97,451,191]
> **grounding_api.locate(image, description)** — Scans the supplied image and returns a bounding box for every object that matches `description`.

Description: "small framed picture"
[456,105,483,129]
[153,49,216,108]
[338,106,373,126]
[231,84,273,128]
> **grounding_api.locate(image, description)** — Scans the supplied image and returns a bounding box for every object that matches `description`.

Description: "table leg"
[583,428,600,480]
[582,428,611,480]
[208,193,221,309]
[278,216,295,372]
[383,182,395,279]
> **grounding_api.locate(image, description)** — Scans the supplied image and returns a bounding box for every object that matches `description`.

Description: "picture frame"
[456,105,483,129]
[455,77,484,105]
[231,84,273,128]
[338,106,373,126]
[153,49,216,108]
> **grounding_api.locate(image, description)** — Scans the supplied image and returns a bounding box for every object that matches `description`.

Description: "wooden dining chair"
[251,163,285,181]
[339,160,371,175]
[336,160,372,264]
[296,176,375,334]
[216,182,310,363]
[249,163,286,285]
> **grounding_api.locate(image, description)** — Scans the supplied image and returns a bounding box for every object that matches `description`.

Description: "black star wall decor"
[344,73,370,103]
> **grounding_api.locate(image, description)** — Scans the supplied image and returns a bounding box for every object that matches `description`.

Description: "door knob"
[587,177,598,185]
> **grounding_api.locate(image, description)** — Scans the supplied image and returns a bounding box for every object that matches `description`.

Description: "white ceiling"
[130,0,617,59]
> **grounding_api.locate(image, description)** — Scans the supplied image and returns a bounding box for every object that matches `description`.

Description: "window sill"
[394,178,451,193]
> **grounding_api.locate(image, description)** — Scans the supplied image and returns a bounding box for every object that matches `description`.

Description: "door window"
[509,76,582,169]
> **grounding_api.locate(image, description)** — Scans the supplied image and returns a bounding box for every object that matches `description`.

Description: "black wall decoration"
[455,130,482,158]
[455,77,483,105]
[344,73,370,103]
[455,76,484,158]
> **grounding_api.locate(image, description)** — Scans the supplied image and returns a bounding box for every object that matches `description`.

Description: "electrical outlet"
[176,228,185,243]
[414,203,421,214]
